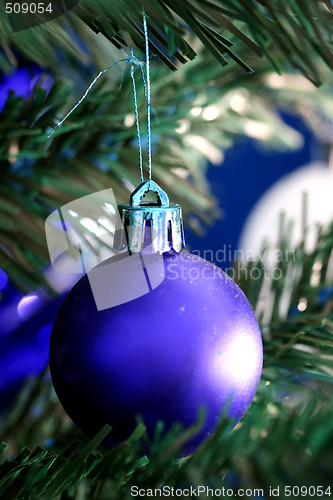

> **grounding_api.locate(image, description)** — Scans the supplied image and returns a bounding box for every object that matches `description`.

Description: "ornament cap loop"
[130,180,169,207]
[116,180,185,254]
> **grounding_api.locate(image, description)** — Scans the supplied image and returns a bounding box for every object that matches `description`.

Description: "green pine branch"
[70,0,333,85]
[0,363,332,498]
[0,43,318,292]
[1,53,333,290]
[1,1,333,85]
[1,1,333,290]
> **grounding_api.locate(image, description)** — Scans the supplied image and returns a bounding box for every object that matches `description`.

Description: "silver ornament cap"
[116,180,185,254]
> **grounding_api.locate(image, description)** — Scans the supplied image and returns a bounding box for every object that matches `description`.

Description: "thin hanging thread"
[142,8,152,181]
[47,54,145,139]
[47,9,152,184]
[130,49,144,182]
[48,59,123,138]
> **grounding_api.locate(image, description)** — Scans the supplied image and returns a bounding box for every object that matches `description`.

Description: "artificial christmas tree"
[0,1,333,498]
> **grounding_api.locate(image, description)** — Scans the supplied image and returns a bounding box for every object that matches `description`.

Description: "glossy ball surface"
[49,252,263,455]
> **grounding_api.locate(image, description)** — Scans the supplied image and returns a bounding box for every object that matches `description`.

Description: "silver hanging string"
[47,54,145,139]
[47,9,153,185]
[130,49,144,182]
[142,7,152,181]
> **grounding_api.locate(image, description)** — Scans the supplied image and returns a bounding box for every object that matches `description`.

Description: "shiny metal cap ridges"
[117,180,185,254]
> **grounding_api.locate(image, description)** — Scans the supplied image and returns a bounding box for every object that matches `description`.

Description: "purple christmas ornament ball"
[49,252,263,456]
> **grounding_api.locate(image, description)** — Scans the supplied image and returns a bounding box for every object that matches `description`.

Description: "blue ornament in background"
[0,65,53,112]
[49,181,263,456]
